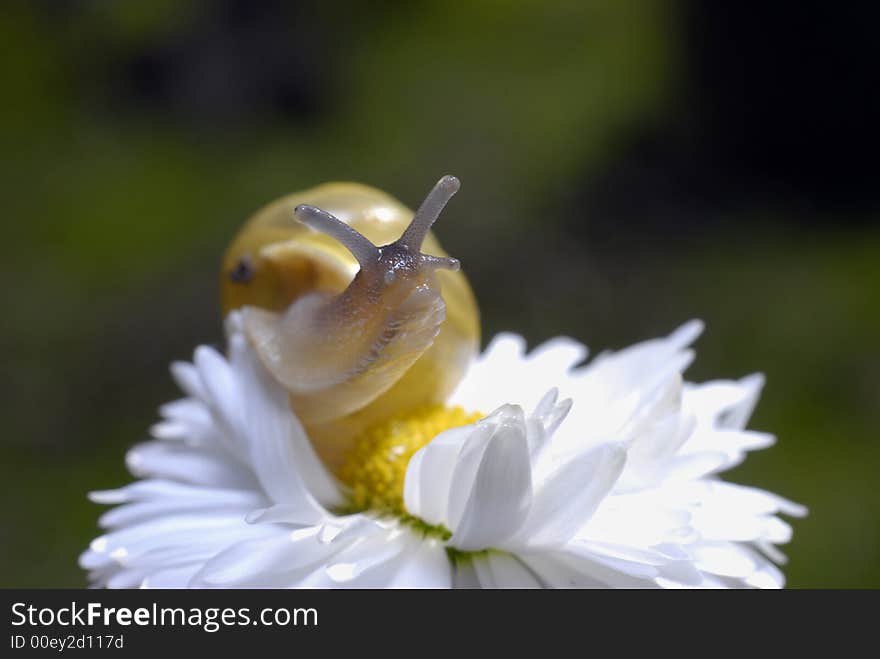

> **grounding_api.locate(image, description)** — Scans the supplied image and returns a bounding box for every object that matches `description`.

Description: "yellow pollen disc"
[338,405,483,515]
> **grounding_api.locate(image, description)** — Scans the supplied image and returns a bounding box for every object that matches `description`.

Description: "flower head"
[82,316,805,588]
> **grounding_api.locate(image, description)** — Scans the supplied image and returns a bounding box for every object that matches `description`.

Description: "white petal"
[450,332,584,418]
[126,442,257,490]
[231,332,344,510]
[294,524,440,589]
[321,532,411,587]
[141,565,202,589]
[517,553,608,588]
[404,424,475,527]
[528,389,572,458]
[90,479,259,505]
[452,556,483,588]
[683,428,776,465]
[683,375,765,430]
[661,451,730,482]
[445,423,496,531]
[98,492,263,529]
[191,532,320,587]
[194,344,245,455]
[245,503,327,527]
[106,570,148,589]
[153,399,213,443]
[690,542,758,578]
[582,492,696,548]
[573,539,678,567]
[385,539,452,588]
[188,519,385,588]
[81,514,278,572]
[470,553,542,588]
[170,361,208,401]
[449,418,533,552]
[482,333,527,363]
[560,544,661,581]
[527,337,588,372]
[515,442,626,548]
[745,557,785,589]
[720,374,765,429]
[579,321,702,400]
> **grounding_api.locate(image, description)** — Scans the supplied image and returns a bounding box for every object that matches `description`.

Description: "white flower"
[81,316,805,588]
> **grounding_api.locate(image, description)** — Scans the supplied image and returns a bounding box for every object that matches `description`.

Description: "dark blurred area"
[1,0,877,587]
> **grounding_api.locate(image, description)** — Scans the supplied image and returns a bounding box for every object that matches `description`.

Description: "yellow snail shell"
[220,175,480,471]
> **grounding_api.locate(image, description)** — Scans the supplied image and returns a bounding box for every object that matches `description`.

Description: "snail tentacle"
[398,174,460,251]
[295,204,379,268]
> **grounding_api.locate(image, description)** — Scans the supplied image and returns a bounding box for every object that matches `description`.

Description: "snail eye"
[229,256,255,284]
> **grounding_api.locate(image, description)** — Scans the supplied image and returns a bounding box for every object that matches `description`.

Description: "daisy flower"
[81,315,805,588]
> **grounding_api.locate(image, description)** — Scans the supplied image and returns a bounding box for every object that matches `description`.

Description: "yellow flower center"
[338,404,482,516]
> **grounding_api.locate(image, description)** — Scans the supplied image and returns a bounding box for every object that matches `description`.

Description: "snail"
[221,175,480,471]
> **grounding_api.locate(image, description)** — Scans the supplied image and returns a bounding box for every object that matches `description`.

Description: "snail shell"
[221,176,480,470]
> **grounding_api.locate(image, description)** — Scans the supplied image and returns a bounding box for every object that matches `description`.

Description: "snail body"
[221,176,480,470]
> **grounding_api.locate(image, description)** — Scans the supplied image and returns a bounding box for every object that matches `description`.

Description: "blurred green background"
[1,0,877,587]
